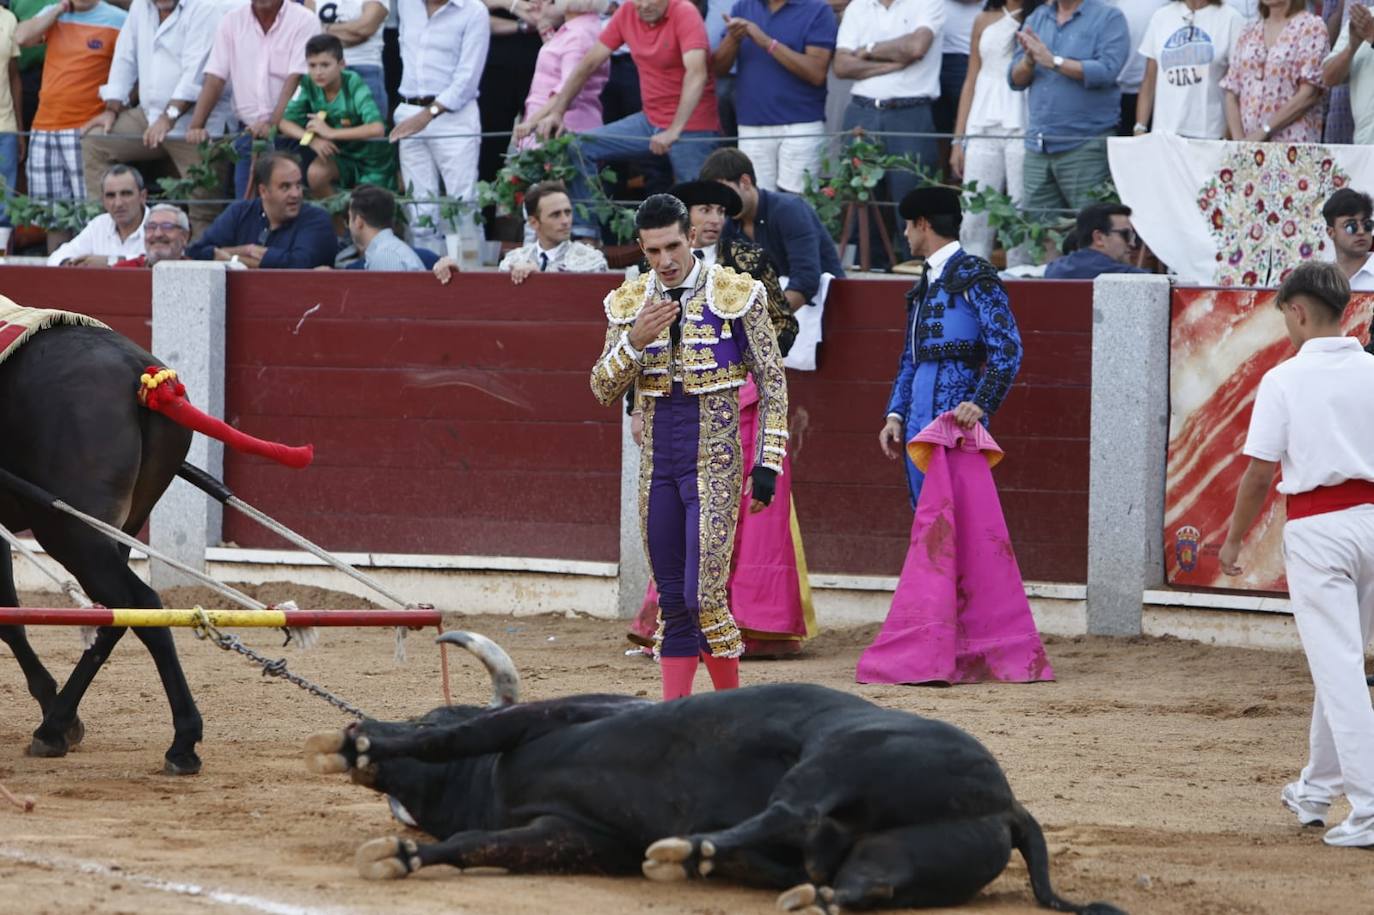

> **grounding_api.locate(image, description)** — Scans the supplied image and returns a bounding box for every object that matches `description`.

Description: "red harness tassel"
[137,366,314,469]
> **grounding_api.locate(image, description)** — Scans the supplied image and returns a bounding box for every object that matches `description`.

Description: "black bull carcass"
[306,633,1125,914]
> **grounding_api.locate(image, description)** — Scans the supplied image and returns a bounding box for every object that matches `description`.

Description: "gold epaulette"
[603,273,652,324]
[704,265,762,320]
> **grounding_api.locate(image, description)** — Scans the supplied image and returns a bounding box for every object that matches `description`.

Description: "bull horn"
[436,631,520,707]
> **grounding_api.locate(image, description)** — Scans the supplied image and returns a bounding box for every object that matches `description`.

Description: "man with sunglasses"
[1044,201,1148,279]
[1323,188,1374,293]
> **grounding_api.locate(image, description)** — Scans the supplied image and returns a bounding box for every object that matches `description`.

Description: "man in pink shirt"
[515,0,720,238]
[185,0,319,198]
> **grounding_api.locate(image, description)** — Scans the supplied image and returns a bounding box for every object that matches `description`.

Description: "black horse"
[0,323,203,774]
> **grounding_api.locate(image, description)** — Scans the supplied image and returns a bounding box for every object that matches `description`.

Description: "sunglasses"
[144,220,184,232]
[1108,227,1138,245]
[1339,218,1374,235]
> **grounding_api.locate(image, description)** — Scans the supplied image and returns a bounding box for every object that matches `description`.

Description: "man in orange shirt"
[16,0,125,252]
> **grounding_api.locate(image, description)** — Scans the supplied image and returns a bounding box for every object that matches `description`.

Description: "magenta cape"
[856,413,1054,685]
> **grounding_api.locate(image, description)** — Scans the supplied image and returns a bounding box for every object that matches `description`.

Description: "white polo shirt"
[1243,336,1374,494]
[1350,254,1374,293]
[836,0,946,101]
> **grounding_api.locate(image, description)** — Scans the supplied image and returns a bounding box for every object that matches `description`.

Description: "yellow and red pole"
[0,608,442,629]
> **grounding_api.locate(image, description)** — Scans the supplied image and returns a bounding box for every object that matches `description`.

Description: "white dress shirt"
[693,243,718,268]
[47,209,149,266]
[1351,254,1374,293]
[100,0,238,137]
[396,0,489,113]
[497,239,608,273]
[835,0,946,101]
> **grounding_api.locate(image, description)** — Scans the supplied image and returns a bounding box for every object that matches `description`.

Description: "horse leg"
[0,548,85,746]
[129,622,203,775]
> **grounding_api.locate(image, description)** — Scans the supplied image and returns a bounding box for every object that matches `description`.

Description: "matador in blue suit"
[880,187,1023,508]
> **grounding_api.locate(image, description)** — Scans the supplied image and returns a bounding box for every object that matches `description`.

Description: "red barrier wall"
[221,273,1091,579]
[0,265,1092,580]
[0,264,152,348]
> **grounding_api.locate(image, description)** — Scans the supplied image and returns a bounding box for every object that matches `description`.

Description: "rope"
[44,499,269,613]
[190,607,365,719]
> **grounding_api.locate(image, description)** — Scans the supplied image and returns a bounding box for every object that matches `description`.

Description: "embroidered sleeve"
[730,241,798,353]
[590,322,643,406]
[969,274,1022,416]
[738,282,789,474]
[498,245,532,272]
[885,298,916,421]
[567,243,609,272]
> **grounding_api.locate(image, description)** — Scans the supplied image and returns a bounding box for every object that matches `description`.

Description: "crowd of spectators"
[0,0,1369,281]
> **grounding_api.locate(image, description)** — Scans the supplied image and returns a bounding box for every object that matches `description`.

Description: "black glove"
[749,466,777,506]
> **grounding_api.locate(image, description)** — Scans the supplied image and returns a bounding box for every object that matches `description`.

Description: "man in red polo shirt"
[514,0,720,238]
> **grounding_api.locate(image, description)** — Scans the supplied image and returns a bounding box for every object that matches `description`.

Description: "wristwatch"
[165,104,183,121]
[428,103,443,118]
[1051,55,1064,71]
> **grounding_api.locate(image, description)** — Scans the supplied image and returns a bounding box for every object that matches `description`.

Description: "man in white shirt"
[833,0,945,262]
[1219,262,1374,850]
[48,164,148,266]
[1322,188,1374,294]
[81,0,237,236]
[433,180,607,285]
[390,0,489,253]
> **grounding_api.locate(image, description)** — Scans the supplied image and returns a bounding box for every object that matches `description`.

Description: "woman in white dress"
[950,0,1041,265]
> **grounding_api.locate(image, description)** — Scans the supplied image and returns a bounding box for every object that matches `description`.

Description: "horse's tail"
[1009,803,1128,915]
[137,366,313,469]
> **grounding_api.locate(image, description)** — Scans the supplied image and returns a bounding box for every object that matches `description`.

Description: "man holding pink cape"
[860,187,1052,686]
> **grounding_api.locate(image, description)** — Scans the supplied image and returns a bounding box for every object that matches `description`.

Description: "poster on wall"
[1164,288,1374,592]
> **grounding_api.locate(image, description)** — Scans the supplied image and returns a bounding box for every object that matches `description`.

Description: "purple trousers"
[645,386,711,657]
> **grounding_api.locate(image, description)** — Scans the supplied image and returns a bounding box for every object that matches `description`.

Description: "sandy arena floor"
[2,582,1372,915]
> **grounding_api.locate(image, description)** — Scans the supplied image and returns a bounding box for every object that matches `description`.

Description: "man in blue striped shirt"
[1009,0,1130,225]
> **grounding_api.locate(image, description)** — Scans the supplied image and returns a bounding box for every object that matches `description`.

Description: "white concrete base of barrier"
[7,539,1324,654]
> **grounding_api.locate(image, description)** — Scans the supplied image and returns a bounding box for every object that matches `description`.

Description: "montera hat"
[669,180,743,218]
[899,186,963,222]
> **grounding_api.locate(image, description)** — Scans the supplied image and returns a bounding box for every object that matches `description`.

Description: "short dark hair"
[925,213,961,238]
[101,163,144,192]
[524,180,570,219]
[1076,202,1133,249]
[349,184,397,230]
[305,33,345,60]
[698,147,757,185]
[635,194,690,238]
[253,151,301,194]
[1276,261,1350,321]
[1321,188,1373,227]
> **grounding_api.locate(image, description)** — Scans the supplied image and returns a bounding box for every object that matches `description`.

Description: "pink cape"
[856,413,1054,685]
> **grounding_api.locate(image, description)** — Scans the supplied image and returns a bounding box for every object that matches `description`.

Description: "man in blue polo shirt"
[712,0,837,194]
[699,146,844,309]
[1009,0,1130,224]
[186,152,337,269]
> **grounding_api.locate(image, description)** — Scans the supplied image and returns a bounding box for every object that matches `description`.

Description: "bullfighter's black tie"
[668,286,687,347]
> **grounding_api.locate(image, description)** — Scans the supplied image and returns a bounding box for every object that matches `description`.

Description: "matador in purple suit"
[591,194,789,701]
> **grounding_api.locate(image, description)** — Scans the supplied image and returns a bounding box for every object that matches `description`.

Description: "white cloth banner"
[1108,133,1374,286]
[782,272,833,372]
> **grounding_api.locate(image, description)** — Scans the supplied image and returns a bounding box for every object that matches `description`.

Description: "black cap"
[898,186,962,222]
[668,180,743,218]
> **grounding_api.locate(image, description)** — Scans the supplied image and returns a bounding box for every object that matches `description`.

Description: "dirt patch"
[3,585,1373,914]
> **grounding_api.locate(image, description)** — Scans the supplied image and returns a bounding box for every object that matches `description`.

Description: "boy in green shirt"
[279,34,393,198]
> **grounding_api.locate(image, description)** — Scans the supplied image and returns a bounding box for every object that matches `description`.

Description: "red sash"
[1287,479,1374,521]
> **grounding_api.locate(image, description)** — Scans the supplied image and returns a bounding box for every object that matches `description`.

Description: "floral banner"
[1164,288,1374,591]
[1108,134,1374,285]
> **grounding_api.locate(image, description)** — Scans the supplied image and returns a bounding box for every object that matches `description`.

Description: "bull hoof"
[305,731,353,775]
[26,735,68,759]
[356,837,418,880]
[65,717,86,750]
[777,884,839,915]
[163,752,202,776]
[643,836,716,882]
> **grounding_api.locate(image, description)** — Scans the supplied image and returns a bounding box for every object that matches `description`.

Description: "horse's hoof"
[163,752,202,776]
[64,717,85,750]
[356,837,417,880]
[777,884,838,915]
[26,735,68,758]
[642,837,694,882]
